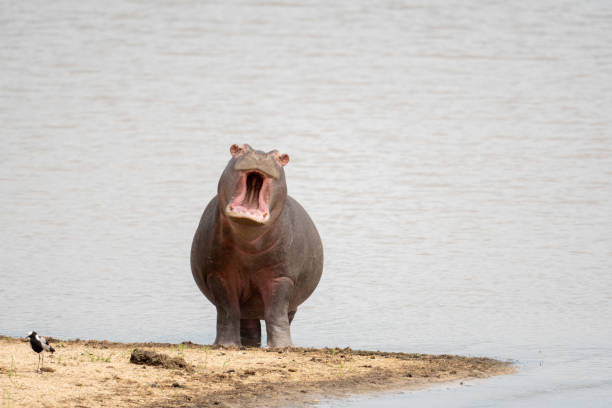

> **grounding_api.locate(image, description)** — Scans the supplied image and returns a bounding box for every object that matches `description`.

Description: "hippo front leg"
[214,306,241,346]
[208,275,241,346]
[261,277,295,348]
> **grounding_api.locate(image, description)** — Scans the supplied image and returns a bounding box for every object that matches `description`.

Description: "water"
[2,0,612,406]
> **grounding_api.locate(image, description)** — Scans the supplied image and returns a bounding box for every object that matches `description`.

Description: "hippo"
[191,144,324,347]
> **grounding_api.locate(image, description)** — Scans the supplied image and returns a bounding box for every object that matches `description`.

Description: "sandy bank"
[0,335,513,407]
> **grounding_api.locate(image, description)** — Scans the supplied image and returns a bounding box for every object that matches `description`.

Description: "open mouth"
[225,171,271,224]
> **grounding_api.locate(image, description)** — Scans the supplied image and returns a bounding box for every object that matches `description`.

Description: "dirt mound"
[129,348,191,371]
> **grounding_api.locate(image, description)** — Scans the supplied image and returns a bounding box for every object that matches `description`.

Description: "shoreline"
[1,335,514,407]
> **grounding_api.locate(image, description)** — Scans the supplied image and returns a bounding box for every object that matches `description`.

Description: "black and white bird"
[25,331,55,372]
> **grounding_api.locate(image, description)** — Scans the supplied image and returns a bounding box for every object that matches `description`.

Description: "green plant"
[337,361,352,376]
[6,357,17,383]
[177,344,185,359]
[200,346,210,372]
[3,389,12,408]
[83,350,112,363]
[221,357,230,371]
[83,350,95,362]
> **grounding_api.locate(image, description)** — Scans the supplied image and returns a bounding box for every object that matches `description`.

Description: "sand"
[0,335,513,407]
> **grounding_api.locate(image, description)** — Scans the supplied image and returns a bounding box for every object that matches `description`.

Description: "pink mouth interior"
[226,171,270,223]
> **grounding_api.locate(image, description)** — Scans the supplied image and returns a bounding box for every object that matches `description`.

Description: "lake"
[1,1,611,406]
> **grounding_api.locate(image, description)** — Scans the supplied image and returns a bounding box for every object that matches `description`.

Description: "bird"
[25,331,55,372]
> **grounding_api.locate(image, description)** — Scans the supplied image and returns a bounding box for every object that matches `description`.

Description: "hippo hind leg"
[240,319,261,347]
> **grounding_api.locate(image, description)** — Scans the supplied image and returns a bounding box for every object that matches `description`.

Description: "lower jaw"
[225,205,270,225]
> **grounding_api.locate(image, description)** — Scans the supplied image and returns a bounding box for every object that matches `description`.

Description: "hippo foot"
[265,340,294,349]
[265,325,294,348]
[240,319,262,347]
[213,340,241,347]
[213,330,241,347]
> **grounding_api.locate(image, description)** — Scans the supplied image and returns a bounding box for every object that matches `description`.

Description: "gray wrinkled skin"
[191,144,324,348]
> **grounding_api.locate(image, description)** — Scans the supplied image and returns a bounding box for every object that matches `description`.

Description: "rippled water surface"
[2,1,612,406]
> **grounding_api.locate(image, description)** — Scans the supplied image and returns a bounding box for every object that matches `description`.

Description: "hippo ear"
[278,153,290,167]
[271,150,290,166]
[230,144,244,157]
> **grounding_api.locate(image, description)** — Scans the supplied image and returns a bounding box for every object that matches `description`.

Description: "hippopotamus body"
[191,144,323,347]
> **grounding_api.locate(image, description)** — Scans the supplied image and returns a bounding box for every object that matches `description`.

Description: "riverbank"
[0,336,513,407]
